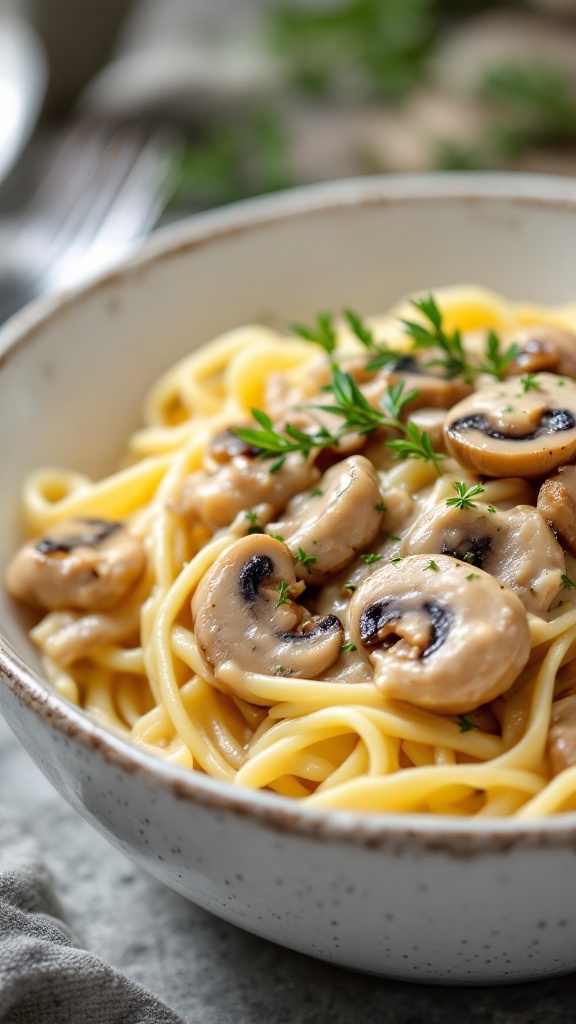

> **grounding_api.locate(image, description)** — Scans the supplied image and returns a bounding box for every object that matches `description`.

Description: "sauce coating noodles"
[10,285,576,816]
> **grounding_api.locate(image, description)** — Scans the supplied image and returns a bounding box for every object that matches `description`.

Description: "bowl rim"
[3,170,576,847]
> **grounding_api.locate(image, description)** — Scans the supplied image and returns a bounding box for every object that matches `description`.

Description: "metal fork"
[0,116,179,324]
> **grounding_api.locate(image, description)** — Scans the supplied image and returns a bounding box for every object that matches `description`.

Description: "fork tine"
[0,117,178,301]
[45,125,178,290]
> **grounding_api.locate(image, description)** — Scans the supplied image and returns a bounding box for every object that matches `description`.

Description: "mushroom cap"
[548,694,576,776]
[363,362,472,416]
[444,372,576,478]
[348,554,531,714]
[506,325,576,378]
[402,500,565,615]
[266,455,384,585]
[4,517,145,612]
[192,534,344,689]
[537,463,576,558]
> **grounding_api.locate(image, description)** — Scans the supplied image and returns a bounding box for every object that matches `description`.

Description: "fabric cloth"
[0,813,184,1024]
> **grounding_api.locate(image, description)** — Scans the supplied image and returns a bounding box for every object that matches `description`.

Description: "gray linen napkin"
[0,814,184,1024]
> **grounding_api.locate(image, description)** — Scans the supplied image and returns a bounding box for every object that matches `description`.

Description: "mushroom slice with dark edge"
[505,325,576,379]
[537,464,576,558]
[348,554,530,714]
[266,455,384,585]
[192,534,344,686]
[402,501,565,616]
[444,372,576,478]
[362,359,472,416]
[4,517,145,611]
[548,694,576,775]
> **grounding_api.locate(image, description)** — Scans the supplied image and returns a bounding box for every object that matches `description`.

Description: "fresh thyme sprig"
[291,313,337,354]
[235,409,333,472]
[400,295,473,381]
[344,309,402,371]
[312,367,418,433]
[387,421,445,475]
[310,364,389,434]
[235,365,445,474]
[446,482,486,511]
[478,330,519,381]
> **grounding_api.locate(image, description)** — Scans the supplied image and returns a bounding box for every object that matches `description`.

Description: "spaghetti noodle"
[7,284,576,817]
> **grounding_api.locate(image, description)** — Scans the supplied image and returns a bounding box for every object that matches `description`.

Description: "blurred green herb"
[169,111,290,211]
[269,0,435,99]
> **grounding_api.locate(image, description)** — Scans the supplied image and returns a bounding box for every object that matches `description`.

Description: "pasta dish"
[6,284,576,817]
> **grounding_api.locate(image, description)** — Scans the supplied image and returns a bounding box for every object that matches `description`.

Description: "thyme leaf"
[291,313,337,354]
[401,295,473,381]
[478,330,519,380]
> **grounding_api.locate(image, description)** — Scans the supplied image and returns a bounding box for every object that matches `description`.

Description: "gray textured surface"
[2,716,576,1023]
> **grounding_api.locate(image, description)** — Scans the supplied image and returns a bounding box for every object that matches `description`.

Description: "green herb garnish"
[446,482,486,511]
[275,580,293,607]
[401,294,472,381]
[458,715,480,733]
[235,409,332,472]
[361,553,383,565]
[424,560,439,572]
[478,330,519,380]
[520,373,542,393]
[294,547,317,567]
[341,642,357,653]
[387,422,445,475]
[292,312,337,354]
[245,511,262,534]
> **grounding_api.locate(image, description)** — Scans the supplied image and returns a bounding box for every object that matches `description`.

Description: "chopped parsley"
[361,552,383,565]
[458,715,480,733]
[274,580,293,608]
[341,642,357,653]
[520,372,542,393]
[294,547,317,567]
[424,560,439,572]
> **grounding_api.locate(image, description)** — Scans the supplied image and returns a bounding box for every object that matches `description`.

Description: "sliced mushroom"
[175,453,320,531]
[547,695,576,776]
[537,464,576,557]
[4,517,145,612]
[192,534,344,685]
[402,501,565,615]
[348,554,530,714]
[266,456,384,584]
[444,372,576,477]
[362,360,472,416]
[207,428,264,464]
[505,325,576,378]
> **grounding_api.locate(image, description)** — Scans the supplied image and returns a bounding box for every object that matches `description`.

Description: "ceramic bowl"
[2,174,576,985]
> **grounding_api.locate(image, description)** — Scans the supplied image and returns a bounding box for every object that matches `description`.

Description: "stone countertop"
[1,715,576,1023]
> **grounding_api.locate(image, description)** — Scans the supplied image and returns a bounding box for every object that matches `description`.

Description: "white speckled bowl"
[2,175,576,985]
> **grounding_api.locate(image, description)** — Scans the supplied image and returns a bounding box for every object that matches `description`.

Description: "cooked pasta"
[7,283,576,816]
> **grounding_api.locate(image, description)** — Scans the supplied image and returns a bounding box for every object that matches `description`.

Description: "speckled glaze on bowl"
[2,174,576,985]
